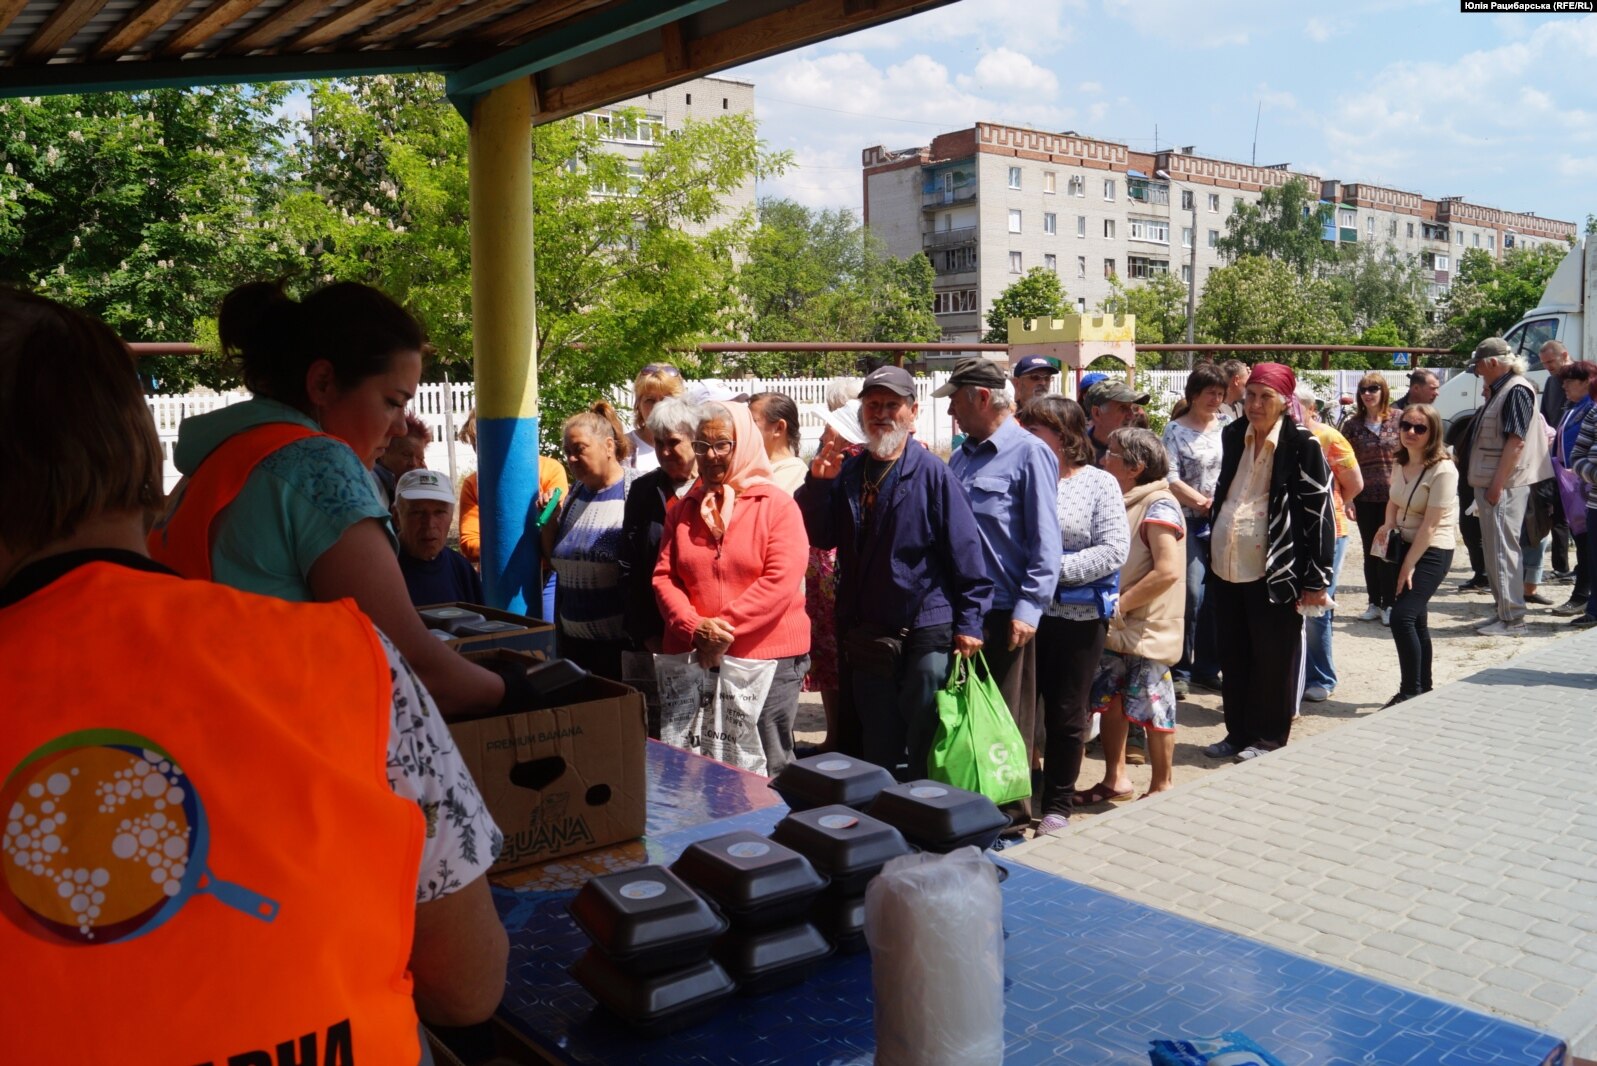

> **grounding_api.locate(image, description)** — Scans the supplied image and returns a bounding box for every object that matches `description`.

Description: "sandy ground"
[792,535,1586,827]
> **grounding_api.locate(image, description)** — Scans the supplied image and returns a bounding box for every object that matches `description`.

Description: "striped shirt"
[551,473,633,641]
[1569,405,1597,511]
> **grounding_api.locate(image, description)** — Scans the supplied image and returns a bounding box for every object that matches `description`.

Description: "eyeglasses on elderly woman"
[691,439,735,456]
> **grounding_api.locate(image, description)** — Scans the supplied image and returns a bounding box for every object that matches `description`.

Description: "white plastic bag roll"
[864,846,1005,1066]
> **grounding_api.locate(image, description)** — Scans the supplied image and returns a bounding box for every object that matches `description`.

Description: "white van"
[1433,237,1593,430]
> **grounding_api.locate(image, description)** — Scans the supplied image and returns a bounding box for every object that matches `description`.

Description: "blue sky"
[728,1,1596,227]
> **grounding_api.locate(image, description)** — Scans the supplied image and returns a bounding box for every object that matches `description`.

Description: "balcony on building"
[923,225,979,251]
[1421,223,1450,243]
[922,182,978,209]
[1126,171,1170,208]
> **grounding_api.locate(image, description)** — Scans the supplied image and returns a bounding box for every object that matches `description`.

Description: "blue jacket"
[797,441,992,639]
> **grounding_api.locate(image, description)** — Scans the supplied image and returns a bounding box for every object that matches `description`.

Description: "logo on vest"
[1,729,279,945]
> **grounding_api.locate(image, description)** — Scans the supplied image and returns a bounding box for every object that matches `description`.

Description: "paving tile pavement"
[1007,629,1597,1059]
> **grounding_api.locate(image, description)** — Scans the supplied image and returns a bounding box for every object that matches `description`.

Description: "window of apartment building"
[1008,166,1022,190]
[1181,264,1192,284]
[1077,255,1087,279]
[1181,189,1195,211]
[1473,232,1481,247]
[1436,254,1450,271]
[1009,251,1023,273]
[1104,219,1116,239]
[940,247,978,272]
[1127,256,1169,279]
[1076,297,1088,312]
[1045,254,1058,273]
[722,98,729,109]
[1008,209,1023,234]
[1077,215,1087,238]
[1367,216,1376,237]
[1104,179,1116,201]
[1068,175,1085,197]
[1389,219,1398,237]
[589,110,664,143]
[1044,171,1056,194]
[1129,218,1169,243]
[1182,226,1193,248]
[685,93,692,104]
[933,289,978,315]
[1207,229,1219,248]
[1043,212,1057,235]
[1407,222,1415,238]
[1207,193,1220,212]
[1457,231,1465,246]
[1488,234,1496,249]
[1338,208,1355,228]
[1103,258,1116,279]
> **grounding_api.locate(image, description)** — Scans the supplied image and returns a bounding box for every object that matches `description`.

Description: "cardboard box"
[419,601,556,658]
[449,657,647,873]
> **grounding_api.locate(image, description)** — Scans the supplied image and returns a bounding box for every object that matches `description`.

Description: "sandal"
[1072,782,1135,806]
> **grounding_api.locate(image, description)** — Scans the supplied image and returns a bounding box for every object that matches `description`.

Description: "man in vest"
[1468,336,1554,636]
[0,290,508,1063]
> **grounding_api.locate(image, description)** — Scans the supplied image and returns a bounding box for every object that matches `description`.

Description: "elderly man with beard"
[797,365,993,778]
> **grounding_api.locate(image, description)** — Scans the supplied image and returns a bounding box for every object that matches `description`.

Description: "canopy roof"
[0,0,955,118]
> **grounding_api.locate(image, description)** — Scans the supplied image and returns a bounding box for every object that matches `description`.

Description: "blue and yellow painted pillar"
[468,80,541,615]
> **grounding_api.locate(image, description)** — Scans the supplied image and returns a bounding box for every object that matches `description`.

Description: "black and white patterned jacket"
[1210,414,1336,607]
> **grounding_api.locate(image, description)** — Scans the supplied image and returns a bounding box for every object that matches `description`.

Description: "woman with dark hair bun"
[151,281,525,719]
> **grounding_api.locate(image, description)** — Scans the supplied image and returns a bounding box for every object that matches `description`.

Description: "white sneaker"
[1477,620,1527,637]
[1380,607,1391,626]
[1303,685,1331,702]
[1359,605,1380,621]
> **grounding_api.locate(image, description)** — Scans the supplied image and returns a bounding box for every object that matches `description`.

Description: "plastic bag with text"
[652,652,774,775]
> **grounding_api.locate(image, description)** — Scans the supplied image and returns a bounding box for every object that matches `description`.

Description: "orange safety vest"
[0,560,425,1064]
[148,422,326,580]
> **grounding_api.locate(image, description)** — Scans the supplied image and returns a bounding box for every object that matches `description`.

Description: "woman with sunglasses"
[1343,372,1402,626]
[654,402,810,773]
[1373,404,1457,707]
[628,363,686,474]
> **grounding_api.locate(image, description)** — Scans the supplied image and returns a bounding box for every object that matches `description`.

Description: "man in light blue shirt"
[939,357,1061,827]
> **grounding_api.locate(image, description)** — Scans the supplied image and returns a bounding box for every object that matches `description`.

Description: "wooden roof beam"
[89,0,189,59]
[16,0,112,62]
[398,0,540,49]
[454,0,609,49]
[159,0,271,57]
[284,0,395,51]
[0,0,33,39]
[223,0,338,53]
[347,0,469,47]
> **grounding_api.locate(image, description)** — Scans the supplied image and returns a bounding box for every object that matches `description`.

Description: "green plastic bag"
[929,652,1031,805]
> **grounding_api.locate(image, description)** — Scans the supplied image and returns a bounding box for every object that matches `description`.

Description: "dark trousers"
[1174,531,1221,683]
[757,654,811,776]
[1209,575,1303,750]
[1458,484,1487,581]
[1036,616,1108,818]
[1587,509,1597,618]
[1389,546,1453,697]
[849,625,951,780]
[981,609,1039,822]
[558,630,627,683]
[1551,487,1571,574]
[1354,499,1397,608]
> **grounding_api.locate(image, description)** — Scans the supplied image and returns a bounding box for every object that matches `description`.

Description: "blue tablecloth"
[489,744,1567,1065]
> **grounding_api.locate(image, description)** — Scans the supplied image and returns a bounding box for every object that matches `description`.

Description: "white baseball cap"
[395,469,456,505]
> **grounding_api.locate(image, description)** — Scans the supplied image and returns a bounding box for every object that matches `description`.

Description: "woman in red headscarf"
[654,401,812,773]
[1200,363,1336,764]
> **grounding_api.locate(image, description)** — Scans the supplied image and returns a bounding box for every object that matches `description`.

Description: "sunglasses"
[1359,385,1383,394]
[691,439,735,456]
[1399,422,1429,434]
[642,363,683,377]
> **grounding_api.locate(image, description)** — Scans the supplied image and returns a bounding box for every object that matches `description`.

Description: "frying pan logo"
[1,729,279,945]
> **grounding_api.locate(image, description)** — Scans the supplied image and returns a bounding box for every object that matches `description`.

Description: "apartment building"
[586,75,756,234]
[863,122,1577,344]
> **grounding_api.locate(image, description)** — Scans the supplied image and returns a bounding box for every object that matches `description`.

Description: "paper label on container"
[619,880,667,900]
[726,841,771,859]
[818,814,858,830]
[815,759,852,772]
[910,786,949,799]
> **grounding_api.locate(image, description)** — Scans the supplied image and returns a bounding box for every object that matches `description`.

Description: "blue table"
[489,744,1568,1065]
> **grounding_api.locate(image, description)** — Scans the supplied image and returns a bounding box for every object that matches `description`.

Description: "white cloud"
[957,48,1059,96]
[1079,81,1103,94]
[1304,17,1336,42]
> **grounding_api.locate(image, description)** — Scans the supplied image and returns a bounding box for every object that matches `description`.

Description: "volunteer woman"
[1202,363,1335,763]
[653,402,811,774]
[1344,372,1401,624]
[546,401,635,681]
[1373,404,1457,707]
[1018,396,1128,836]
[1082,427,1185,803]
[0,289,505,1061]
[150,282,520,718]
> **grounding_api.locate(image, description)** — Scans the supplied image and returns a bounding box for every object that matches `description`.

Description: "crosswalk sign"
[1392,351,1411,369]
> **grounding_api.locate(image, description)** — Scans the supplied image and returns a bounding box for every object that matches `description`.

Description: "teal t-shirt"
[168,397,395,603]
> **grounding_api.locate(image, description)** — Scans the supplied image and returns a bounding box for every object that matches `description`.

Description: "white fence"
[149,366,1457,492]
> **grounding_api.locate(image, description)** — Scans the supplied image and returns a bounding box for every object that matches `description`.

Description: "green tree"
[735,198,937,375]
[982,266,1070,342]
[0,87,301,390]
[1323,242,1430,346]
[1215,177,1334,277]
[1195,255,1346,360]
[1430,243,1568,355]
[1099,271,1189,365]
